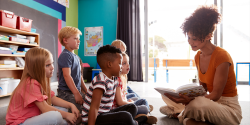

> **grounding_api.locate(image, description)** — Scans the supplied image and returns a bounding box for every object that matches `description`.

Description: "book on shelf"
[0,47,12,54]
[0,60,16,65]
[0,64,16,68]
[0,47,11,51]
[154,83,206,97]
[17,48,30,52]
[0,50,12,54]
[13,51,26,55]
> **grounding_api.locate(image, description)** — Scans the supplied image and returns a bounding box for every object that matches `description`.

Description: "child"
[111,40,140,99]
[112,53,158,124]
[161,5,242,125]
[57,26,87,113]
[6,47,79,125]
[111,39,153,111]
[82,45,142,125]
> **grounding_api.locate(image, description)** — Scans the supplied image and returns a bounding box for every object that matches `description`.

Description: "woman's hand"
[70,103,80,118]
[164,93,194,105]
[65,112,77,125]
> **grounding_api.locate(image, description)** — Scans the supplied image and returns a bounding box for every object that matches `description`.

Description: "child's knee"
[47,111,64,123]
[137,106,149,115]
[127,103,136,108]
[118,111,137,124]
[141,99,147,104]
[53,111,63,118]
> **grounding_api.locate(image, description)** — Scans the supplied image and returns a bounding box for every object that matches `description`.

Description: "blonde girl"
[6,47,79,125]
[111,40,140,99]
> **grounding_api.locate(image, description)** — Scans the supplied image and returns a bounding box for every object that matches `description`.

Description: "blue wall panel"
[78,0,118,68]
[12,0,63,20]
[34,0,66,21]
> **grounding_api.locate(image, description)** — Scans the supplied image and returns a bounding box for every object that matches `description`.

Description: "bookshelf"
[0,25,40,97]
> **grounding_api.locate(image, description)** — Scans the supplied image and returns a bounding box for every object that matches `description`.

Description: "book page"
[154,87,179,97]
[176,85,206,97]
[176,83,199,92]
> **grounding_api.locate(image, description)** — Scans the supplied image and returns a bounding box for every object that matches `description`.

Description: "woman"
[160,5,242,125]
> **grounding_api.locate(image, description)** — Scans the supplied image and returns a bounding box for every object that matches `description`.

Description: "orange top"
[195,47,237,97]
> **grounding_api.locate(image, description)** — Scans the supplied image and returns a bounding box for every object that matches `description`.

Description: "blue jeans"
[137,105,149,115]
[127,86,140,99]
[134,99,150,113]
[19,106,68,125]
[126,93,137,99]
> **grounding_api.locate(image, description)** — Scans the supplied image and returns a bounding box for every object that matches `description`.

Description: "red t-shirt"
[6,78,55,125]
[111,77,127,109]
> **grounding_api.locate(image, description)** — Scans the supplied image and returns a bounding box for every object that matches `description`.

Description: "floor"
[0,81,249,125]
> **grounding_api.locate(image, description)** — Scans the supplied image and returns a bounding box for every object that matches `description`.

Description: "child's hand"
[128,99,134,103]
[81,90,86,95]
[70,104,80,118]
[65,112,77,125]
[74,93,84,105]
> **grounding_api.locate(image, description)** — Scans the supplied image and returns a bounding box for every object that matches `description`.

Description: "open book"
[155,83,206,97]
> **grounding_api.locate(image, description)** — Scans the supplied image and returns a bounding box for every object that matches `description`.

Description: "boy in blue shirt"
[57,26,87,113]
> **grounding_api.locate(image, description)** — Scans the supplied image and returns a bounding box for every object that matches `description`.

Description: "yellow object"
[92,35,98,39]
[97,38,102,43]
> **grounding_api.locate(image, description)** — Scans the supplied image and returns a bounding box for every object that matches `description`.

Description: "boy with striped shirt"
[82,45,140,125]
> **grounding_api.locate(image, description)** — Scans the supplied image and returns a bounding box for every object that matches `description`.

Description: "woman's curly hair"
[181,5,221,42]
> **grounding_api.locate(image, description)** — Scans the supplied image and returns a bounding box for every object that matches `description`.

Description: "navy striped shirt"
[81,72,118,124]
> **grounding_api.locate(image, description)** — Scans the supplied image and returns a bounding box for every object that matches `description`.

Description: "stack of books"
[13,47,30,55]
[0,35,9,41]
[0,60,16,68]
[9,34,29,43]
[0,47,12,54]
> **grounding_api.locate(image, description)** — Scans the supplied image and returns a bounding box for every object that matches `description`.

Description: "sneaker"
[146,115,157,124]
[149,105,153,112]
[159,105,175,118]
[135,114,148,124]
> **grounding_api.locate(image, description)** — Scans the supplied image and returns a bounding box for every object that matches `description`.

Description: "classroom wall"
[3,0,77,82]
[66,0,79,55]
[1,0,64,82]
[78,0,118,68]
[13,0,79,56]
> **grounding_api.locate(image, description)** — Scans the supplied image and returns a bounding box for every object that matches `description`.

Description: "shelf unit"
[0,25,40,97]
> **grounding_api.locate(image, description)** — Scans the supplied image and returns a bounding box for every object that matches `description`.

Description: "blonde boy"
[57,26,87,112]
